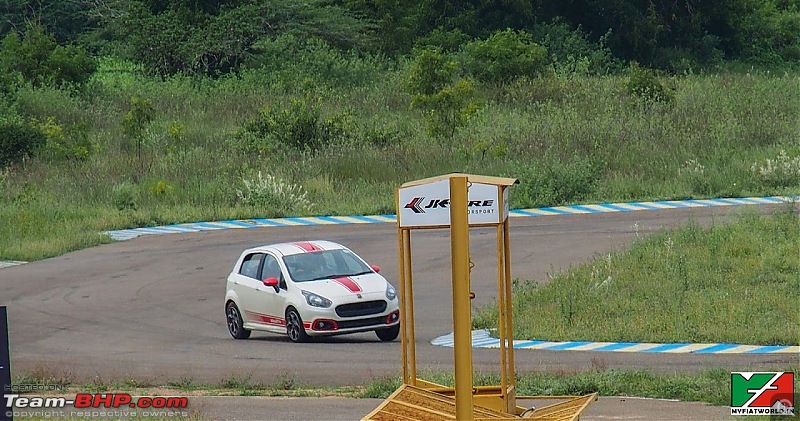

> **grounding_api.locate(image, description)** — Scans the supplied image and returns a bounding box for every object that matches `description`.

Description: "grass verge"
[474,206,800,345]
[15,368,799,408]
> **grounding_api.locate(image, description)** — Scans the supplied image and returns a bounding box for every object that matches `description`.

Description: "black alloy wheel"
[226,302,251,339]
[286,308,310,343]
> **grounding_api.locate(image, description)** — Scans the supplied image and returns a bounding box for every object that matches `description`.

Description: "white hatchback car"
[225,240,400,343]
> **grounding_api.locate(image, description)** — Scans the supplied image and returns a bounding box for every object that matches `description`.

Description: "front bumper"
[301,304,399,336]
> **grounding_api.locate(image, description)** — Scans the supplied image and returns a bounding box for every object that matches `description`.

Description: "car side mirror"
[370,265,381,273]
[263,277,279,292]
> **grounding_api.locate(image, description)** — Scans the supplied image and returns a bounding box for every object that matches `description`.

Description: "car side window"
[260,254,281,281]
[239,253,264,279]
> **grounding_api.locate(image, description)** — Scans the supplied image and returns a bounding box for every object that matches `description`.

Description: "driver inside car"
[292,254,325,280]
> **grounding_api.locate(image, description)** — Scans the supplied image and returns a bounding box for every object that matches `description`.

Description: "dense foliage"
[2,0,799,76]
[0,118,45,168]
[0,24,96,92]
[0,0,799,262]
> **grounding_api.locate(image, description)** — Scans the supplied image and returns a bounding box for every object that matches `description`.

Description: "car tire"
[375,324,400,342]
[226,301,251,339]
[286,307,309,343]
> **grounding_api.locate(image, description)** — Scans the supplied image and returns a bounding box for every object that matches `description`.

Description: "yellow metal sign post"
[450,176,473,420]
[363,173,596,421]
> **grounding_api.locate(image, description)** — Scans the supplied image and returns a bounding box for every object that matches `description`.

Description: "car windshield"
[282,249,373,282]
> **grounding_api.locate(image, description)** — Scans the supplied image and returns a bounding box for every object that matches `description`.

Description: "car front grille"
[337,315,389,329]
[335,300,387,318]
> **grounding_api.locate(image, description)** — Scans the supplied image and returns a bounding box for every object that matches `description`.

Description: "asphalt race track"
[3,204,798,390]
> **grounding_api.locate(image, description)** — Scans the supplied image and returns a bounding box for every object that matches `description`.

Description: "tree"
[0,0,94,43]
[406,47,478,138]
[341,0,424,53]
[121,97,156,180]
[0,23,96,90]
[102,0,373,77]
[0,119,46,167]
[461,29,548,83]
[354,0,800,68]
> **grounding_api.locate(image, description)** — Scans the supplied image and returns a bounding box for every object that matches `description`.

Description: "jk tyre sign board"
[399,179,509,228]
[730,372,795,416]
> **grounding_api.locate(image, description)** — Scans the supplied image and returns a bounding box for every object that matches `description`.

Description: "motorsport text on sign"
[398,179,510,228]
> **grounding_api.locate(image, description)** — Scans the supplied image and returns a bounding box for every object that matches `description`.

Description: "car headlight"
[302,291,332,308]
[385,283,397,301]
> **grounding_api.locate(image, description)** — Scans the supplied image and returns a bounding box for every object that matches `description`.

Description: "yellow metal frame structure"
[363,173,597,421]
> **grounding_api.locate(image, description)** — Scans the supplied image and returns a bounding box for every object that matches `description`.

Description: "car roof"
[242,240,348,257]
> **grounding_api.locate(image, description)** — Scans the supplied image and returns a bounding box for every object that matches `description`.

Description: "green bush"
[529,21,617,74]
[461,29,548,83]
[47,44,96,87]
[245,34,384,88]
[111,182,139,211]
[121,97,156,178]
[148,180,174,199]
[358,123,406,148]
[37,117,95,161]
[241,99,306,153]
[652,35,724,74]
[236,96,358,154]
[0,24,96,91]
[731,3,800,66]
[406,47,478,137]
[415,27,472,53]
[0,120,46,167]
[626,63,673,103]
[414,78,478,138]
[513,155,603,208]
[405,46,458,96]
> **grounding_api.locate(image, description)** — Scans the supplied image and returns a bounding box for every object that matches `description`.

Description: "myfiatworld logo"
[403,197,494,214]
[730,372,794,416]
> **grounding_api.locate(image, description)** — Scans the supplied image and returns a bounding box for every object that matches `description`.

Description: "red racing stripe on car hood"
[332,277,362,293]
[292,242,323,252]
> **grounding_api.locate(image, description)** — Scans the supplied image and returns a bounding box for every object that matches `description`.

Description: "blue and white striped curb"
[508,195,796,217]
[0,260,26,269]
[431,330,800,354]
[104,214,398,241]
[104,195,799,241]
